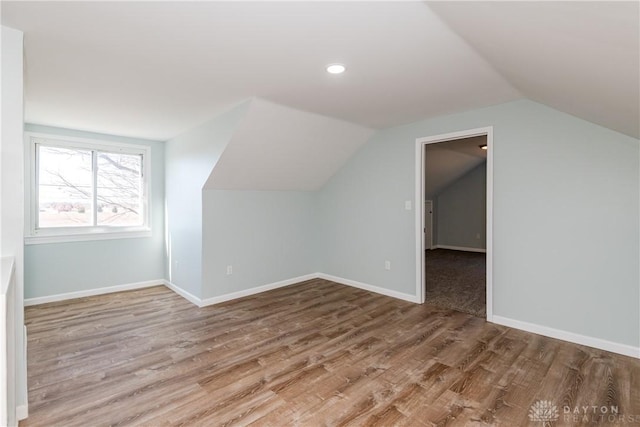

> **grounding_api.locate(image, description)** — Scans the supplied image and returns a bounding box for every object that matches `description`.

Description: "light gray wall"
[202,190,316,299]
[23,124,166,299]
[164,102,249,298]
[318,99,639,348]
[435,162,486,249]
[316,128,417,297]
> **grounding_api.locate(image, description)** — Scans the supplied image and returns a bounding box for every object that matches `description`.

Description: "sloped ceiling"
[428,1,640,138]
[425,136,487,198]
[1,1,520,140]
[1,1,636,140]
[205,99,374,191]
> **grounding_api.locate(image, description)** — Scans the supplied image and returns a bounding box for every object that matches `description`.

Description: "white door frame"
[414,126,494,321]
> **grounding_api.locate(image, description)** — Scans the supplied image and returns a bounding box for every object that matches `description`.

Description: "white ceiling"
[2,1,520,141]
[1,1,637,141]
[205,98,373,191]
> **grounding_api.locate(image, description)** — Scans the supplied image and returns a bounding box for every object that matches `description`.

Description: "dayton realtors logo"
[563,405,640,424]
[529,400,560,423]
[529,400,640,425]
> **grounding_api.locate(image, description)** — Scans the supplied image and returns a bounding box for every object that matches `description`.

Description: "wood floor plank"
[20,280,640,427]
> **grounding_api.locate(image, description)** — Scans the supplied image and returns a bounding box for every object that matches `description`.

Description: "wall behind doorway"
[435,161,487,250]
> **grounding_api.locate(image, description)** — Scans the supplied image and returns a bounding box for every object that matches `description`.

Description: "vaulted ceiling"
[3,1,637,141]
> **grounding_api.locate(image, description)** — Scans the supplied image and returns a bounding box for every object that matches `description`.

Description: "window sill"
[25,229,152,245]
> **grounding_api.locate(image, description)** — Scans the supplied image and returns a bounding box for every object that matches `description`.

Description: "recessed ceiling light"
[326,64,346,74]
[479,144,488,150]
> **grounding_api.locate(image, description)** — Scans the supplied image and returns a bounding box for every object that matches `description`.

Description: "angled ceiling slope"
[3,2,635,140]
[1,1,520,141]
[205,99,374,191]
[428,1,640,138]
[425,136,487,197]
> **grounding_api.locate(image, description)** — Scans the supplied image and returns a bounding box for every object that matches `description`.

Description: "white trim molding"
[492,315,640,359]
[25,230,152,245]
[27,273,421,309]
[317,273,421,304]
[164,274,318,308]
[415,126,494,321]
[165,273,421,308]
[163,281,203,307]
[16,405,28,421]
[23,279,164,306]
[199,274,318,307]
[434,245,486,253]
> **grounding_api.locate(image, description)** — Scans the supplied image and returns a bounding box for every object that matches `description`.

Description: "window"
[25,133,151,244]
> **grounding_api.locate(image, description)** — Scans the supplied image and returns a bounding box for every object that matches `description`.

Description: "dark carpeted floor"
[426,249,486,317]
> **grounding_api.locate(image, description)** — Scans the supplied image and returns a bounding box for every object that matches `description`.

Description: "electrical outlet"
[404,200,412,210]
[226,265,233,275]
[385,260,391,270]
[476,233,481,239]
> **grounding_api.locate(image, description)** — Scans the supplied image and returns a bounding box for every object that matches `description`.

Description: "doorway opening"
[414,127,493,320]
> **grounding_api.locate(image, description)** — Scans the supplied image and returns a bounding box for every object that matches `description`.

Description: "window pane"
[38,146,93,227]
[97,152,143,226]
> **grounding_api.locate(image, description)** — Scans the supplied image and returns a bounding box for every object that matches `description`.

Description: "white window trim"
[24,132,152,245]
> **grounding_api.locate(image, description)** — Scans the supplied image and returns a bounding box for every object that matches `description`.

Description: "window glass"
[37,146,93,228]
[97,152,143,226]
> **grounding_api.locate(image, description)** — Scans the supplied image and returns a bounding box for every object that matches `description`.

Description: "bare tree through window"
[37,145,143,228]
[97,152,142,226]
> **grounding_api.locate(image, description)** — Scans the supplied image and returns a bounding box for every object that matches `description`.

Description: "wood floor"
[21,279,640,427]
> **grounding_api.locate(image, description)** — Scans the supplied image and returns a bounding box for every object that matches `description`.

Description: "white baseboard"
[199,274,318,307]
[434,245,486,253]
[317,273,421,304]
[165,273,420,307]
[163,273,319,308]
[24,280,165,306]
[492,315,640,359]
[163,280,203,307]
[16,404,28,420]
